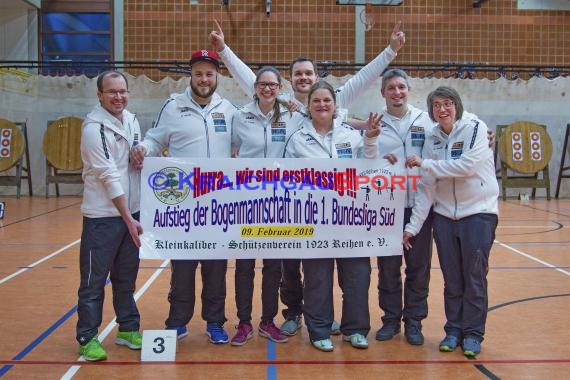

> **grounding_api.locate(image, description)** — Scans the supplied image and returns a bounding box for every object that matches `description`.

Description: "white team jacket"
[80,103,141,218]
[218,44,397,109]
[405,114,499,236]
[284,118,378,159]
[140,88,235,158]
[377,104,435,208]
[232,101,305,158]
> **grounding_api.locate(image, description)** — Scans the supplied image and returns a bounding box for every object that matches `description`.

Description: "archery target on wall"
[530,131,542,161]
[498,121,552,175]
[1,128,12,158]
[0,119,26,172]
[511,132,523,161]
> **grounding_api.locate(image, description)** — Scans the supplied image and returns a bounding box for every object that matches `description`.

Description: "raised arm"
[336,22,405,108]
[388,21,406,53]
[209,20,256,99]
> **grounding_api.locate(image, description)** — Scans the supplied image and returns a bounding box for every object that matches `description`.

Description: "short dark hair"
[381,69,411,91]
[427,86,464,122]
[289,56,318,78]
[96,70,128,92]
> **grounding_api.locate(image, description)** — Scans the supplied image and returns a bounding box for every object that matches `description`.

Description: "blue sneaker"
[206,322,229,344]
[439,335,460,352]
[462,337,481,357]
[280,315,302,336]
[330,320,341,336]
[167,325,188,340]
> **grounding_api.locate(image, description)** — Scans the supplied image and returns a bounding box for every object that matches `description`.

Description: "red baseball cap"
[189,49,220,68]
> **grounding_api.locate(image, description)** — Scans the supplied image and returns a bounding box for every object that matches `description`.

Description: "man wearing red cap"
[130,49,235,344]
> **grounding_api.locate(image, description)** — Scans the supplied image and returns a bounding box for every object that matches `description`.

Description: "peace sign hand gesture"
[389,21,406,53]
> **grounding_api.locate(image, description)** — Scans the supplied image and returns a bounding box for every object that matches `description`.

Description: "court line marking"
[267,338,277,380]
[0,201,81,229]
[496,225,559,228]
[495,239,570,277]
[474,363,500,380]
[0,243,69,247]
[2,236,567,376]
[500,242,570,245]
[489,293,570,312]
[0,307,78,377]
[60,259,169,380]
[0,239,80,285]
[2,358,570,366]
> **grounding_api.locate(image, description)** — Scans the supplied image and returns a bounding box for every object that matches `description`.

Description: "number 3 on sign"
[141,330,177,361]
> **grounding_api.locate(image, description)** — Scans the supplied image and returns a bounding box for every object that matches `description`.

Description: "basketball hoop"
[359,3,375,32]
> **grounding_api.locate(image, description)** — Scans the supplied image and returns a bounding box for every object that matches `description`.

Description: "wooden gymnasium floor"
[1,196,569,379]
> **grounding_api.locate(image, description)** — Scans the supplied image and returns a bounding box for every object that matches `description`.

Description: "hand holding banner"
[140,157,409,260]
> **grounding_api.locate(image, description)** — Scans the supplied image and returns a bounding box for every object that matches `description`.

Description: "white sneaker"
[312,338,334,352]
[343,333,369,349]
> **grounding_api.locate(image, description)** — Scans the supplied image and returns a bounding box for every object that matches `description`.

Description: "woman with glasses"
[403,86,499,358]
[229,66,305,346]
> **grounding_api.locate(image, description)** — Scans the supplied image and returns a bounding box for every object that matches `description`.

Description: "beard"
[191,80,217,101]
[293,81,314,94]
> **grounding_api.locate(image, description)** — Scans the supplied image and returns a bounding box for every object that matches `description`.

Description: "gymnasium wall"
[1,73,568,197]
[124,0,569,78]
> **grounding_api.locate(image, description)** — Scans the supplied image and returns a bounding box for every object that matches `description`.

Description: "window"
[41,13,111,76]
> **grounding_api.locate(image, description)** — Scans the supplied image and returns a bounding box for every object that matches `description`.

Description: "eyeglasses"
[432,100,454,110]
[102,90,130,97]
[255,82,279,90]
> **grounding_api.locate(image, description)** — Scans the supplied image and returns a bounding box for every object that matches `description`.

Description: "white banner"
[139,157,407,260]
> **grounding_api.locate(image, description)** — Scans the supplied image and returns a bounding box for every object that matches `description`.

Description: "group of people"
[75,20,499,362]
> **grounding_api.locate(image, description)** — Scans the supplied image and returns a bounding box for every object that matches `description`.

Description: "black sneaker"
[375,322,401,341]
[404,324,424,345]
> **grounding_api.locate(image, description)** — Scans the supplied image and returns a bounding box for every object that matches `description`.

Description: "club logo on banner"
[1,128,12,158]
[530,131,542,161]
[139,157,409,260]
[511,132,523,161]
[150,167,191,205]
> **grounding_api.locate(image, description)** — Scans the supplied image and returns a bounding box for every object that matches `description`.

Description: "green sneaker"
[115,330,143,350]
[78,337,107,361]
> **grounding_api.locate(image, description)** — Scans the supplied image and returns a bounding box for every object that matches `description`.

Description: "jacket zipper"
[445,140,458,219]
[203,117,210,158]
[263,123,268,158]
